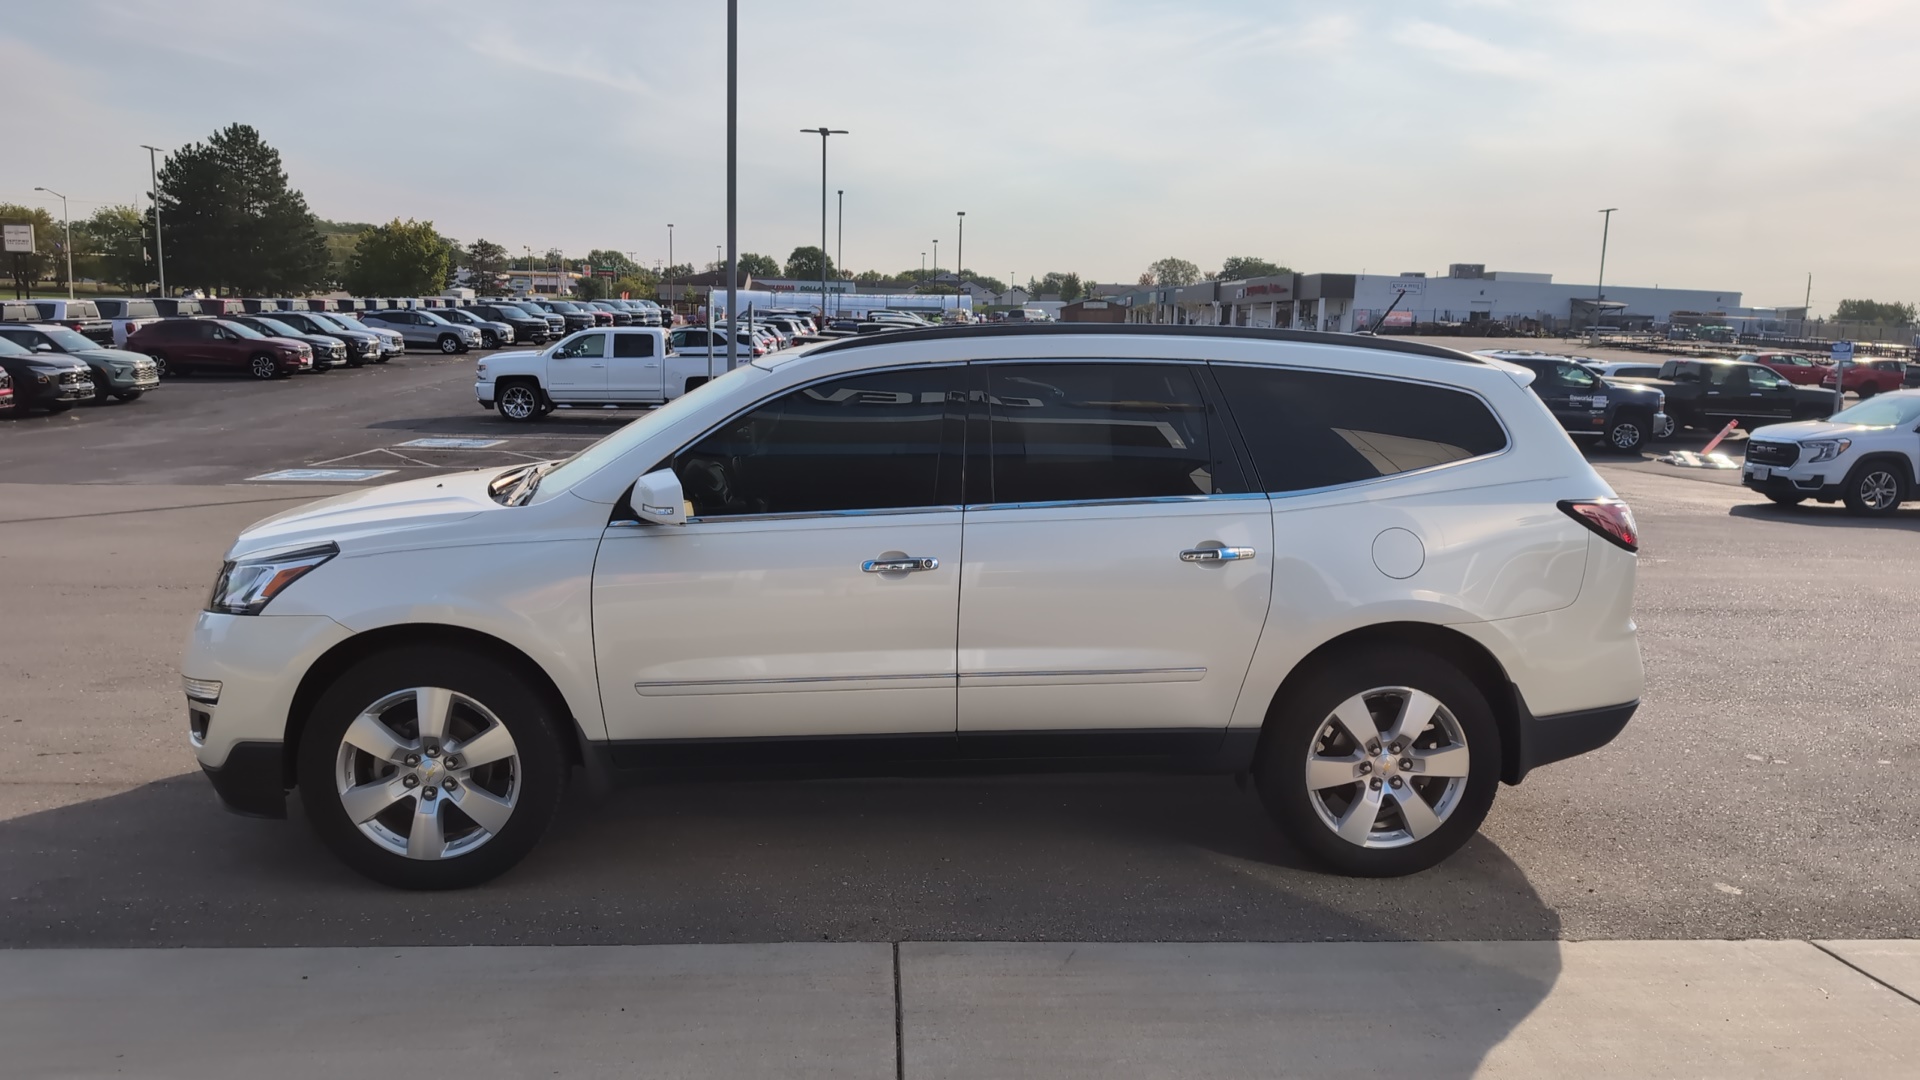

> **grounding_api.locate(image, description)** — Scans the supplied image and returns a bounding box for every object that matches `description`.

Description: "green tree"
[76,205,151,291]
[1029,271,1084,302]
[584,249,641,278]
[343,218,450,296]
[1834,299,1916,324]
[437,235,464,291]
[1215,256,1292,281]
[738,252,780,278]
[1145,257,1200,287]
[465,238,508,292]
[784,245,835,279]
[853,269,888,284]
[155,124,331,294]
[0,204,58,297]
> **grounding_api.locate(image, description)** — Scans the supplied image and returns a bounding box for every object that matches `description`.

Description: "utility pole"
[1593,207,1618,342]
[932,238,938,277]
[667,223,675,314]
[34,187,72,299]
[1804,272,1813,331]
[141,145,166,296]
[835,189,843,316]
[956,211,965,317]
[800,126,848,323]
[725,0,737,370]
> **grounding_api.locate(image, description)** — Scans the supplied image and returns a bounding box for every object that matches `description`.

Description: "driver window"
[1552,363,1596,389]
[554,333,607,359]
[672,367,956,518]
[1748,368,1786,390]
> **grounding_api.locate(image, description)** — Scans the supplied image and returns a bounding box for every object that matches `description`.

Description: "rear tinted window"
[1212,365,1508,492]
[612,333,653,358]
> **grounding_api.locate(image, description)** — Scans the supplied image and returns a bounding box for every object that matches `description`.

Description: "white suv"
[1743,389,1920,515]
[182,326,1645,888]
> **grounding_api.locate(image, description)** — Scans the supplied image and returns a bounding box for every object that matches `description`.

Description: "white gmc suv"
[1742,389,1920,515]
[183,326,1645,888]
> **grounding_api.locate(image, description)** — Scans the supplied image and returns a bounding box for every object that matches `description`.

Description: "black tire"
[374,354,391,364]
[481,330,500,350]
[496,379,543,422]
[114,390,143,402]
[45,400,72,414]
[1842,459,1906,517]
[1254,646,1501,877]
[1858,384,1879,400]
[1605,412,1648,454]
[296,645,568,890]
[438,334,461,355]
[1764,493,1804,507]
[91,376,113,404]
[249,353,280,380]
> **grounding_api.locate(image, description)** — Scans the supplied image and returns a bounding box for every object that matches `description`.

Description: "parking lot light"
[34,186,73,300]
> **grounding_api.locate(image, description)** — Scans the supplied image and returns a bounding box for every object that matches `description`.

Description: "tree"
[584,249,641,278]
[784,245,835,279]
[1215,256,1292,281]
[154,123,331,294]
[465,238,508,293]
[738,252,780,278]
[853,269,888,284]
[343,218,450,296]
[1145,257,1201,287]
[75,205,151,291]
[0,203,58,297]
[1834,299,1916,324]
[1029,271,1084,302]
[1137,272,1155,286]
[437,235,464,291]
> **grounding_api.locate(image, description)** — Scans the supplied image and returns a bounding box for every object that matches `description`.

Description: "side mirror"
[633,468,686,526]
[35,342,54,352]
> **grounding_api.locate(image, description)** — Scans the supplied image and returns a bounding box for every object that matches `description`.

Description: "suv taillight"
[1559,498,1638,553]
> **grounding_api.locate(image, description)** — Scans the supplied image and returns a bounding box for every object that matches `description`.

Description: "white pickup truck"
[474,328,730,421]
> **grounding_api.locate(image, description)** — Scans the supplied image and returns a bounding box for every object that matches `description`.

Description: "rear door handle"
[863,556,939,573]
[1180,546,1255,563]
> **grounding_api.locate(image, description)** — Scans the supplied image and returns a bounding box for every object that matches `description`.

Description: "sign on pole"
[1831,341,1854,411]
[2,223,33,253]
[1830,340,1854,363]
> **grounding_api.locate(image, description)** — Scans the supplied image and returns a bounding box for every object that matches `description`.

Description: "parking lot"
[2,334,1916,949]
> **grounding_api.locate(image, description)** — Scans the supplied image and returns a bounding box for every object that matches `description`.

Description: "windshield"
[530,363,760,501]
[307,313,349,332]
[43,327,98,351]
[248,318,301,337]
[417,311,452,325]
[1827,396,1920,429]
[329,314,371,330]
[219,320,268,340]
[0,336,28,356]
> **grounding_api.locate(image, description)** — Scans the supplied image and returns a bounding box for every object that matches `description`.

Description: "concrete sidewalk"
[3,940,1917,1079]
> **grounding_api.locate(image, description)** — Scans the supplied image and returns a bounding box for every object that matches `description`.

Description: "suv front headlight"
[207,542,338,615]
[1804,438,1851,463]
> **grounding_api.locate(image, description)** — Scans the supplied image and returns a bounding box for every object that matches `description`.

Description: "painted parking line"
[396,437,507,449]
[249,468,397,482]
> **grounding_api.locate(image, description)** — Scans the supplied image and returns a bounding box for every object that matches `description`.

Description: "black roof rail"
[798,322,1487,363]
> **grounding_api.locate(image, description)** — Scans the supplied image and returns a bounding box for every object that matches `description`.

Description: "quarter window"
[1212,366,1508,492]
[612,333,653,358]
[981,363,1246,504]
[673,367,957,517]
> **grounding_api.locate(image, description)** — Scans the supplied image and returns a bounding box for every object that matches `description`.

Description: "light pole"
[34,187,73,299]
[725,0,737,369]
[667,224,675,313]
[921,252,926,278]
[140,145,166,296]
[956,211,965,315]
[800,127,848,321]
[1594,207,1618,338]
[931,239,938,277]
[835,188,843,316]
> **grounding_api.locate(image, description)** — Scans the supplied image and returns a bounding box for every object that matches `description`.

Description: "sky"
[2,0,1917,311]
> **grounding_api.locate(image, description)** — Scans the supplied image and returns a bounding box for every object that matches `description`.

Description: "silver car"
[434,307,516,349]
[357,310,483,354]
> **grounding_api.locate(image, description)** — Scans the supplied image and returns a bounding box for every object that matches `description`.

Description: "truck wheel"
[1606,413,1648,454]
[497,381,542,422]
[1842,461,1905,516]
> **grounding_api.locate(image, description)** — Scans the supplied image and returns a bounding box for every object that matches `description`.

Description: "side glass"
[672,367,956,518]
[554,333,607,360]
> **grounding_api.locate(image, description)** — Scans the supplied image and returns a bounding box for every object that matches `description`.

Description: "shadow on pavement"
[1729,502,1920,530]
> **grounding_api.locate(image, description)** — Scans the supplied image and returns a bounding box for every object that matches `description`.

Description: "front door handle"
[863,556,939,573]
[1180,546,1255,563]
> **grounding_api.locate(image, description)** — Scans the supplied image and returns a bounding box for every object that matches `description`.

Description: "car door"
[204,321,246,371]
[592,363,965,743]
[546,332,608,400]
[605,331,664,402]
[1743,365,1797,420]
[955,361,1272,740]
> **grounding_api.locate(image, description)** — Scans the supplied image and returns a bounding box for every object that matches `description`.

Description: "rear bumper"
[1507,697,1637,782]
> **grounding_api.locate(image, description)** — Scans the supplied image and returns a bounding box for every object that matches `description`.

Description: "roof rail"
[800,322,1486,363]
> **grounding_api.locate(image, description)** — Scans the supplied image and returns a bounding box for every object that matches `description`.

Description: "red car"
[0,364,13,413]
[125,318,314,379]
[1821,358,1908,398]
[1741,353,1828,386]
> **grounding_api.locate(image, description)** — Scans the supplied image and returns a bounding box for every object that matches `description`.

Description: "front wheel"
[147,351,169,376]
[481,331,500,350]
[1842,461,1905,516]
[1606,412,1648,454]
[114,390,144,402]
[438,334,461,355]
[496,381,542,422]
[249,354,279,380]
[1255,646,1500,877]
[296,646,568,890]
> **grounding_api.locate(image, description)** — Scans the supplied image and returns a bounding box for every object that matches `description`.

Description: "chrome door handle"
[1180,546,1255,563]
[863,556,939,573]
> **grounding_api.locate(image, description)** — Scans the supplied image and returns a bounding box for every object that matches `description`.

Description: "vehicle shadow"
[366,413,632,436]
[1729,502,1920,530]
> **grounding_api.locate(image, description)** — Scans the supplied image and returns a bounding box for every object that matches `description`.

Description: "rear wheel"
[1842,461,1905,516]
[1255,647,1500,877]
[1606,412,1648,454]
[296,645,568,889]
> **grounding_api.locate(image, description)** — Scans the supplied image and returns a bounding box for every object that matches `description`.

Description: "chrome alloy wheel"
[333,686,520,861]
[498,384,538,420]
[250,355,277,379]
[1304,687,1471,849]
[1859,469,1900,511]
[1610,421,1642,450]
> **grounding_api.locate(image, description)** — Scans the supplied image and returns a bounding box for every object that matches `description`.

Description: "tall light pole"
[140,145,166,296]
[34,187,72,299]
[667,224,675,314]
[800,127,848,321]
[956,211,965,315]
[1594,207,1618,337]
[931,238,938,276]
[725,0,737,369]
[835,188,843,316]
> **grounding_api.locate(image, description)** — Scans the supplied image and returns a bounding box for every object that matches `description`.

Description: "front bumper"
[475,379,496,405]
[1743,467,1843,501]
